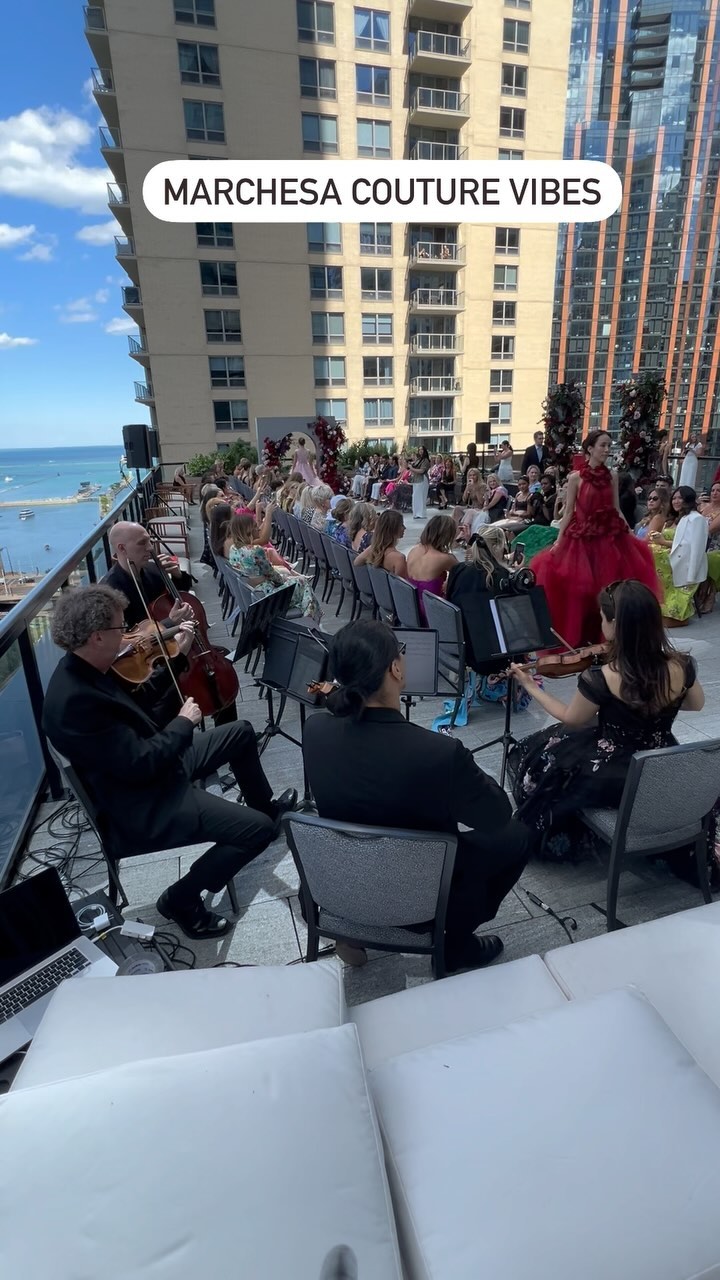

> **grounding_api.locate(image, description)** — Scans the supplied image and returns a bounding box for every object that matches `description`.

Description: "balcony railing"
[410,288,463,309]
[91,66,114,93]
[108,182,128,205]
[84,5,106,31]
[134,381,154,402]
[99,126,122,149]
[410,376,462,393]
[122,286,142,307]
[408,30,471,60]
[128,336,146,356]
[410,87,469,114]
[410,332,462,352]
[409,417,457,434]
[409,140,467,161]
[410,241,464,264]
[115,235,135,256]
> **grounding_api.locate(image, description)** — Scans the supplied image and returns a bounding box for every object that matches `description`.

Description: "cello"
[146,548,239,716]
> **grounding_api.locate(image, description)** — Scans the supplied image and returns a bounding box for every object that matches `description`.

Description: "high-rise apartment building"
[85,0,571,460]
[552,0,720,448]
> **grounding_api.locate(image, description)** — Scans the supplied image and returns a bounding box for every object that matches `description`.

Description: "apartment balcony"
[410,240,464,267]
[407,30,472,76]
[107,182,132,235]
[134,380,155,405]
[409,288,464,312]
[409,416,457,436]
[115,235,139,285]
[408,0,473,20]
[91,67,118,128]
[122,286,144,322]
[99,126,125,181]
[409,140,467,162]
[409,87,470,128]
[128,335,150,367]
[410,375,462,394]
[84,5,109,61]
[410,332,463,353]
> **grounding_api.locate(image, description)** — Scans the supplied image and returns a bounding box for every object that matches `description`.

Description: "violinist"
[507,580,704,859]
[43,586,297,940]
[104,522,192,629]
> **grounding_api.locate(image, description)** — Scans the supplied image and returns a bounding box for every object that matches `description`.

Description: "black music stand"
[230,584,294,666]
[256,619,330,810]
[392,627,439,720]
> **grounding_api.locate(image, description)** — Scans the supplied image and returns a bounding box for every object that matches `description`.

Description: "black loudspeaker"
[146,427,160,461]
[122,423,152,470]
[475,421,492,445]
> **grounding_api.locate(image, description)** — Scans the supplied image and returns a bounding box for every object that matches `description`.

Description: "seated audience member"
[649,485,710,623]
[302,620,530,971]
[327,497,354,549]
[700,481,720,551]
[427,455,445,506]
[355,509,407,578]
[635,487,670,539]
[43,586,296,939]
[618,472,638,528]
[351,458,370,499]
[386,457,413,509]
[507,475,531,519]
[209,502,233,560]
[484,473,509,523]
[348,501,376,553]
[525,464,542,493]
[529,473,557,526]
[454,468,486,542]
[172,465,195,504]
[310,484,334,532]
[277,471,304,512]
[199,484,221,526]
[509,580,704,852]
[438,456,456,510]
[371,455,399,502]
[447,527,513,673]
[510,474,560,563]
[226,514,321,621]
[103,522,192,628]
[297,484,316,524]
[406,514,458,620]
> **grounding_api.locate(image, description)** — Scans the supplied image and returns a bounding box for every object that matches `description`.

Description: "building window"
[174,0,215,26]
[364,397,394,426]
[196,222,233,247]
[299,57,336,99]
[362,312,393,343]
[183,100,225,142]
[200,261,237,296]
[506,0,531,8]
[178,41,220,85]
[363,356,393,385]
[498,148,524,159]
[361,267,392,300]
[359,222,391,254]
[499,106,525,138]
[356,64,391,106]
[302,113,338,153]
[494,264,518,291]
[213,399,248,430]
[309,265,343,299]
[491,335,515,360]
[503,19,530,53]
[357,119,391,158]
[355,7,390,52]
[209,356,245,387]
[495,227,520,253]
[492,300,516,325]
[314,356,346,386]
[489,402,512,426]
[311,312,345,343]
[501,63,527,96]
[307,222,342,252]
[204,309,242,342]
[297,0,335,43]
[315,397,347,423]
[490,370,513,392]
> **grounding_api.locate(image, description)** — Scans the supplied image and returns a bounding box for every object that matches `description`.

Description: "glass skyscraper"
[551,0,720,449]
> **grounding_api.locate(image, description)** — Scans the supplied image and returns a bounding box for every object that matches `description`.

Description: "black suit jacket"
[102,562,192,628]
[302,707,511,839]
[520,445,548,475]
[42,653,197,854]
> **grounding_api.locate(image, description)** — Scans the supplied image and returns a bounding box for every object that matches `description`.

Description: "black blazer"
[303,706,511,839]
[102,562,192,628]
[446,563,508,675]
[520,445,548,475]
[42,653,198,854]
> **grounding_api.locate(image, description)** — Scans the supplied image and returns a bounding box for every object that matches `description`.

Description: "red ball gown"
[532,459,661,647]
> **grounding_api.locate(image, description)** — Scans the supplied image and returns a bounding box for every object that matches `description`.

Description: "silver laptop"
[0,866,117,1062]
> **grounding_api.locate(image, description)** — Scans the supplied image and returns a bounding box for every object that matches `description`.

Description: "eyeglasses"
[396,641,407,656]
[103,624,129,633]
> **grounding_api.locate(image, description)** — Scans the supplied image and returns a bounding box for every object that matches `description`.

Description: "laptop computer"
[0,867,117,1062]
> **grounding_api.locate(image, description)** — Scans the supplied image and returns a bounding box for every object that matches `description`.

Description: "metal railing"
[115,235,136,256]
[107,182,128,204]
[410,240,464,263]
[410,87,469,114]
[99,126,122,149]
[128,336,146,356]
[134,380,154,401]
[122,286,142,307]
[91,67,114,93]
[0,468,161,888]
[84,5,106,31]
[410,375,462,393]
[409,140,468,161]
[408,30,471,59]
[410,288,463,308]
[410,332,462,351]
[409,417,457,434]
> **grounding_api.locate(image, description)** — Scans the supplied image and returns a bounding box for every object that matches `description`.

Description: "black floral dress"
[508,660,697,846]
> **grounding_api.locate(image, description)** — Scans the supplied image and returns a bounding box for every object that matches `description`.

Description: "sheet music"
[395,628,438,696]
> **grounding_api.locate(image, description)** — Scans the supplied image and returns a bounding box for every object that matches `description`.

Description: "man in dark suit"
[520,431,549,475]
[302,621,530,973]
[43,586,296,939]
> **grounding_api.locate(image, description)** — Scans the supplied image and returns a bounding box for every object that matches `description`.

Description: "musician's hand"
[178,697,202,726]
[169,600,193,624]
[175,621,195,656]
[509,662,535,691]
[157,552,181,578]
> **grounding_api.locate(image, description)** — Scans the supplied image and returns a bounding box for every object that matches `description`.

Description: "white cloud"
[56,295,99,324]
[0,332,38,349]
[76,219,118,246]
[18,239,56,262]
[0,222,35,249]
[104,316,136,335]
[94,288,109,304]
[0,107,109,214]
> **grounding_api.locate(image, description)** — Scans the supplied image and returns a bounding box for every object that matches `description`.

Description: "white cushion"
[352,955,567,1071]
[0,1025,402,1280]
[370,989,720,1280]
[544,901,720,1087]
[13,960,345,1089]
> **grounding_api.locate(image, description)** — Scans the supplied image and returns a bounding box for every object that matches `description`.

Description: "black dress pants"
[444,818,530,960]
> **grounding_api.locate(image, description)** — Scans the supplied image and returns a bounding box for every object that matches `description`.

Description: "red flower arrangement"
[312,414,347,493]
[616,373,667,479]
[540,382,585,478]
[262,433,292,469]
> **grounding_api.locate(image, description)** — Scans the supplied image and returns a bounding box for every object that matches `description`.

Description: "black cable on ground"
[15,798,106,897]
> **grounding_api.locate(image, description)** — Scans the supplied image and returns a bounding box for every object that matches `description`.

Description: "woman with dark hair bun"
[302,619,530,973]
[530,430,660,646]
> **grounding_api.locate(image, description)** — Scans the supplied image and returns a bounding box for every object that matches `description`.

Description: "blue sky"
[0,0,146,448]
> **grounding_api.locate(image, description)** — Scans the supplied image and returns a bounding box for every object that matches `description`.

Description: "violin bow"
[124,556,186,707]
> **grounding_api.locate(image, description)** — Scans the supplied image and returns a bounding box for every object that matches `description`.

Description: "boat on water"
[18,509,35,520]
[3,476,12,482]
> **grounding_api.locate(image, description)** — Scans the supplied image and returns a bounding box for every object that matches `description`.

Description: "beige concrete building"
[86,0,572,462]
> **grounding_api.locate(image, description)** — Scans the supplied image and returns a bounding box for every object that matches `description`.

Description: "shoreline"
[0,496,101,509]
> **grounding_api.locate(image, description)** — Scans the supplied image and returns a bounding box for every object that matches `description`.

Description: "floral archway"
[540,382,585,478]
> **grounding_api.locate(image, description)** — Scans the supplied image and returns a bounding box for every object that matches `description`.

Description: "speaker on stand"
[122,424,152,490]
[475,421,492,478]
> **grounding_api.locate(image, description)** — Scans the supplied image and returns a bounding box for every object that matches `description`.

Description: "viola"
[532,643,610,680]
[112,621,182,686]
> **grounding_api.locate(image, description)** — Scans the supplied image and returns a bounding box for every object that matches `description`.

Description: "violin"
[111,620,183,686]
[530,643,610,680]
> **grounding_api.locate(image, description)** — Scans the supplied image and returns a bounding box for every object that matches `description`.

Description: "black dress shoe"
[445,934,504,975]
[271,787,298,820]
[156,889,233,940]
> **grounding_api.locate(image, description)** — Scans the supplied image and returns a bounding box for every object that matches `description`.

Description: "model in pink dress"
[292,437,321,487]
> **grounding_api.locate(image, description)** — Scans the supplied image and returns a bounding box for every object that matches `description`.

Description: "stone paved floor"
[19,502,720,1006]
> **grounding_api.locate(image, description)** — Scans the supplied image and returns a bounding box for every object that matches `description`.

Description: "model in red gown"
[532,432,661,647]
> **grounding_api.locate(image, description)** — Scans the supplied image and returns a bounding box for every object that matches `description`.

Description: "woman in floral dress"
[227,514,321,622]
